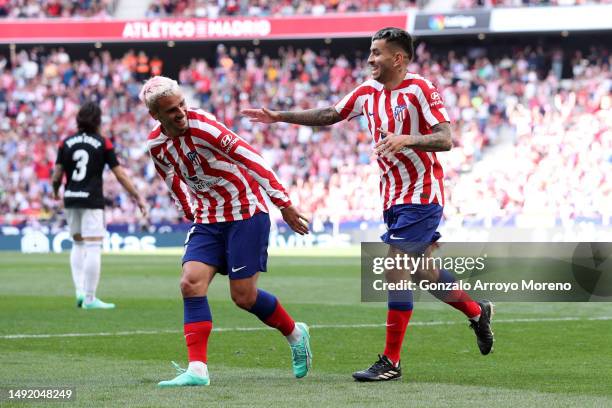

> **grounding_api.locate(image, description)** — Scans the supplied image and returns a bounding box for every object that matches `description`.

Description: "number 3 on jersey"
[72,149,89,182]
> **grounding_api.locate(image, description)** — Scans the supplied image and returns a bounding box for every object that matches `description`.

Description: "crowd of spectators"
[0,0,116,18]
[454,0,611,9]
[1,0,609,20]
[0,41,609,229]
[444,50,611,227]
[144,0,419,18]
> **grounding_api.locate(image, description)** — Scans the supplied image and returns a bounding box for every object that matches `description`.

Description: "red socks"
[263,302,296,336]
[184,321,212,362]
[383,309,413,365]
[445,290,481,319]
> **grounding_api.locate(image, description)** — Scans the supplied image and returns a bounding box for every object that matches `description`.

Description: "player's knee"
[180,276,205,297]
[231,289,257,310]
[413,268,438,283]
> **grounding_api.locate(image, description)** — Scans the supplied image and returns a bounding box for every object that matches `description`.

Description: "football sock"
[83,241,102,303]
[248,289,296,338]
[285,325,303,345]
[70,240,86,294]
[384,290,413,366]
[183,296,212,364]
[187,361,208,377]
[429,269,481,319]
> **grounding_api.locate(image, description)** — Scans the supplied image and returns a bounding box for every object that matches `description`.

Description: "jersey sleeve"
[334,83,370,121]
[416,80,451,128]
[223,133,292,209]
[149,148,194,220]
[103,137,120,169]
[192,120,292,209]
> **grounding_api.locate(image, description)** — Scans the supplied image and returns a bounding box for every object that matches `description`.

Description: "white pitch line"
[1,316,610,340]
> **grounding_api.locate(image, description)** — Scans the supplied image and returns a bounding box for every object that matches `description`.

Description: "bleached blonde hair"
[139,76,182,112]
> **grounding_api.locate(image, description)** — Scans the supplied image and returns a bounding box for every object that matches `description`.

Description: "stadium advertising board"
[413,11,491,35]
[490,5,612,32]
[0,230,351,253]
[0,12,410,44]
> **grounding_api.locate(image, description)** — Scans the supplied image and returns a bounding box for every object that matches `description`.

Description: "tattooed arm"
[375,122,453,155]
[241,106,343,127]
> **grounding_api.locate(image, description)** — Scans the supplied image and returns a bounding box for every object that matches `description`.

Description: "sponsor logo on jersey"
[429,91,444,107]
[64,190,90,198]
[220,134,239,153]
[186,174,221,192]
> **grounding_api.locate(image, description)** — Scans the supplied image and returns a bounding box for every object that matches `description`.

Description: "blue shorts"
[182,211,270,280]
[381,203,443,254]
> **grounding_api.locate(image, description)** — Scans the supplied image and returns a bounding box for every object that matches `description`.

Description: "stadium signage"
[2,230,350,253]
[490,5,612,32]
[413,11,490,35]
[0,12,410,43]
[121,19,272,40]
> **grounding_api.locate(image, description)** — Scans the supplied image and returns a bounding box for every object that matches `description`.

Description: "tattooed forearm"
[278,107,343,126]
[407,122,453,152]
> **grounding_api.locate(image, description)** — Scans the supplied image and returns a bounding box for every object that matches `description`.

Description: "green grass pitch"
[1,251,611,407]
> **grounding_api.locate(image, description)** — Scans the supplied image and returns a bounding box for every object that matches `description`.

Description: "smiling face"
[368,39,407,84]
[149,93,188,137]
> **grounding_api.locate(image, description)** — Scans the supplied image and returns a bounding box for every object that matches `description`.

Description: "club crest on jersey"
[393,104,408,122]
[186,151,201,166]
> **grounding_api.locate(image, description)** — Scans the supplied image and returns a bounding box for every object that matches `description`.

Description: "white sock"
[285,324,303,345]
[70,241,86,294]
[83,241,102,303]
[188,361,208,377]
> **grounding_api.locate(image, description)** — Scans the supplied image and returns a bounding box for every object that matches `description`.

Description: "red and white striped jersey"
[335,72,450,210]
[147,108,292,224]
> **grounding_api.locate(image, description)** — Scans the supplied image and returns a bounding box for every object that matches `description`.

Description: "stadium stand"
[0,39,609,228]
[453,0,612,9]
[0,0,117,18]
[144,0,421,18]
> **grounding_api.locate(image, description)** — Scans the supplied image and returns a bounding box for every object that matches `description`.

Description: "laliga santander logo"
[428,15,445,31]
[428,14,478,31]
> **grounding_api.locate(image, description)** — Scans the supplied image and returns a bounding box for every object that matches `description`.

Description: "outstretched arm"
[111,165,148,217]
[241,106,343,127]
